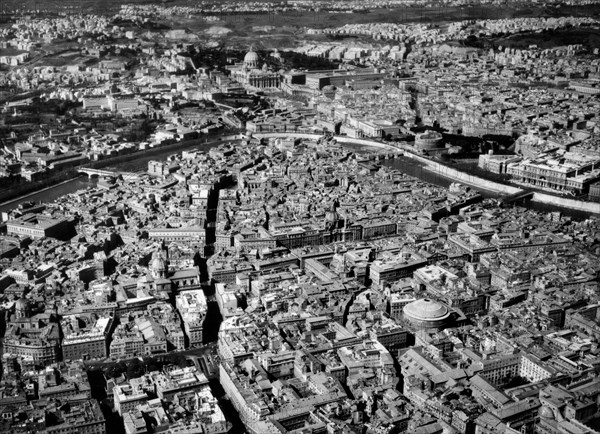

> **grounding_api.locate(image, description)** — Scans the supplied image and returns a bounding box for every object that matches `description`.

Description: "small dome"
[325,210,339,222]
[151,255,166,271]
[15,297,29,310]
[539,405,555,420]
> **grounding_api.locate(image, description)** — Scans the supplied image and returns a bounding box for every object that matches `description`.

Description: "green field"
[491,27,600,50]
[2,1,600,26]
[2,2,600,67]
[151,3,600,51]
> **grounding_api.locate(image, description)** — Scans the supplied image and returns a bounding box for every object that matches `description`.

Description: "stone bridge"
[77,168,138,181]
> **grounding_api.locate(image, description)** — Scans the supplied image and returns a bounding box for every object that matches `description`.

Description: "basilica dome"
[244,49,259,69]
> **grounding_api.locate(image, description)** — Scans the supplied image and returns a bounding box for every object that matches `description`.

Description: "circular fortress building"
[415,130,443,153]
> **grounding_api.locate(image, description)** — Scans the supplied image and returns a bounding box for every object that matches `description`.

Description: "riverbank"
[533,192,600,215]
[0,133,244,214]
[255,133,600,216]
[4,132,599,218]
[96,133,243,173]
[0,168,79,205]
[82,133,242,173]
[0,177,96,215]
[403,152,600,215]
[0,176,84,212]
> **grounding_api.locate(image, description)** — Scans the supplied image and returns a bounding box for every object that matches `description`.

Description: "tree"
[126,359,145,379]
[105,361,127,379]
[169,353,188,368]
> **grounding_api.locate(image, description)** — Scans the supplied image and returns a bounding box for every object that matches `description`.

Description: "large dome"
[244,50,259,69]
[403,298,451,330]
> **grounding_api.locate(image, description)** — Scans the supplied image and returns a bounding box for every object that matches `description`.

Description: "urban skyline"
[1,1,600,434]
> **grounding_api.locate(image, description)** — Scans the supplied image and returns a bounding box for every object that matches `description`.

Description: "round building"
[415,130,443,152]
[403,298,451,330]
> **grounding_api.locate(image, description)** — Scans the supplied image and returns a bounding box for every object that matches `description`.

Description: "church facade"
[228,48,281,89]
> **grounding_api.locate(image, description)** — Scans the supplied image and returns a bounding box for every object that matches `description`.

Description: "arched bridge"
[77,168,139,180]
[502,190,534,205]
[77,168,118,178]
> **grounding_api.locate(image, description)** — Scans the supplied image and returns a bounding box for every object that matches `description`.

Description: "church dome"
[151,255,166,271]
[325,210,339,222]
[539,405,555,420]
[14,297,30,319]
[15,297,29,311]
[403,298,451,330]
[150,251,167,279]
[244,49,259,69]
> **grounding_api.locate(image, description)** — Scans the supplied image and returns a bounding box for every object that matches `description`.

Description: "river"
[381,157,594,220]
[0,177,96,215]
[0,143,593,220]
[0,139,228,215]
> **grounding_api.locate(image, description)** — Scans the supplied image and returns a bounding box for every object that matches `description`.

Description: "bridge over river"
[77,168,139,181]
[501,190,534,205]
